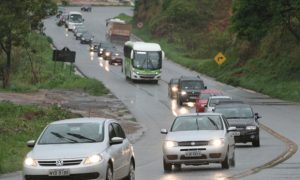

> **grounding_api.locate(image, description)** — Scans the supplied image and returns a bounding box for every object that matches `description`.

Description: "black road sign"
[53,47,76,63]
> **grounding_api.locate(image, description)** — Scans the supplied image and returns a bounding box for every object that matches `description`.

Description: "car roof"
[209,95,231,100]
[50,117,110,124]
[176,112,223,117]
[179,76,203,81]
[200,89,223,94]
[215,101,249,108]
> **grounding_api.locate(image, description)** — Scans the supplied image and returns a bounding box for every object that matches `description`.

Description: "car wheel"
[252,138,260,147]
[221,153,230,169]
[163,159,172,172]
[124,160,135,180]
[106,164,113,180]
[230,151,235,167]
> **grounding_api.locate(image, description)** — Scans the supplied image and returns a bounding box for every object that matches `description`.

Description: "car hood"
[29,143,106,159]
[226,118,256,127]
[165,130,224,141]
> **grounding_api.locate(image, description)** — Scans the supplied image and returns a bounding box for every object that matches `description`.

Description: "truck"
[106,18,132,41]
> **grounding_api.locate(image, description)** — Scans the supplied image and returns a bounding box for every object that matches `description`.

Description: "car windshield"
[181,80,204,90]
[101,43,113,49]
[215,106,254,118]
[171,115,224,132]
[133,51,161,70]
[69,14,83,23]
[38,122,104,144]
[208,98,230,107]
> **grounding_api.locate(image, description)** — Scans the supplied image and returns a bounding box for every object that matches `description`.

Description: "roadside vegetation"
[0,101,81,174]
[130,0,300,102]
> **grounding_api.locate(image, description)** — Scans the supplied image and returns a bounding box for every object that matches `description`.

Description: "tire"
[124,160,135,180]
[106,164,113,180]
[163,159,172,172]
[230,151,235,167]
[221,153,230,169]
[177,98,183,106]
[252,138,260,147]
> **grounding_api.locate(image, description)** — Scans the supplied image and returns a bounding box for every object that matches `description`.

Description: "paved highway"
[1,6,299,180]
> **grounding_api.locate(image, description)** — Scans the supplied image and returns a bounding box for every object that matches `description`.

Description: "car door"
[107,123,123,178]
[112,123,132,178]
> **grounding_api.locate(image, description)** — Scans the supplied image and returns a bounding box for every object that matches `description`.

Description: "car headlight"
[209,139,224,146]
[100,48,103,52]
[115,53,119,56]
[24,157,37,167]
[181,91,187,95]
[171,86,178,92]
[82,38,85,40]
[84,154,102,165]
[105,52,110,56]
[246,126,257,130]
[164,141,178,148]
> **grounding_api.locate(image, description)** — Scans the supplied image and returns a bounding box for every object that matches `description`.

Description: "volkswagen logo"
[191,142,196,146]
[56,160,63,166]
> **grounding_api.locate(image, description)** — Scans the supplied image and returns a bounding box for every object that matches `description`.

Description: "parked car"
[195,89,223,113]
[168,78,179,99]
[81,5,92,12]
[80,32,94,44]
[214,102,261,147]
[23,117,135,180]
[176,76,207,106]
[89,41,100,52]
[97,41,114,57]
[161,113,236,171]
[206,96,232,112]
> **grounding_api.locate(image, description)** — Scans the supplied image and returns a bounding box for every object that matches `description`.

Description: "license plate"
[190,96,197,99]
[232,132,240,136]
[185,150,201,157]
[49,169,70,176]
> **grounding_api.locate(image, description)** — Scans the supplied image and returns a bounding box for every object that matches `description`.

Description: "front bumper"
[131,71,161,80]
[179,95,198,103]
[234,130,259,143]
[23,161,107,180]
[163,145,227,165]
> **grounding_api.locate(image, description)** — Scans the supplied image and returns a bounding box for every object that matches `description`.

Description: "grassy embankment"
[116,13,300,102]
[0,33,109,174]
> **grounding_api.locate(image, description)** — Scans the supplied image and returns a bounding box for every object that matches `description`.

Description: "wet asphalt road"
[1,6,300,180]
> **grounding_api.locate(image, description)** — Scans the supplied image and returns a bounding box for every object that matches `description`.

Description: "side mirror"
[130,50,134,59]
[204,86,207,89]
[204,104,208,108]
[212,107,215,112]
[254,113,262,120]
[161,129,168,134]
[110,137,124,145]
[228,127,237,132]
[27,140,36,148]
[162,51,165,60]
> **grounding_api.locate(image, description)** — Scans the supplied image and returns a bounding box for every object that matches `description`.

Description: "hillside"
[133,0,300,101]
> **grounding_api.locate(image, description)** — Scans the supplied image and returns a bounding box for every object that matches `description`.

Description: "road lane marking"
[225,123,298,179]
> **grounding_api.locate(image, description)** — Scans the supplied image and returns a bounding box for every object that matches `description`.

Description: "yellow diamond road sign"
[214,52,226,65]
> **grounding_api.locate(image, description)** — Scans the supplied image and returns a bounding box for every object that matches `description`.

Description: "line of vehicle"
[226,123,298,179]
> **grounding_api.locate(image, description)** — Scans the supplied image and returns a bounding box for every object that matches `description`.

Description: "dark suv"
[176,76,206,106]
[214,102,261,147]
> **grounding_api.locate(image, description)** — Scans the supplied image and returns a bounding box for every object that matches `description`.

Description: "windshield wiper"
[207,117,219,130]
[51,132,78,143]
[67,133,96,142]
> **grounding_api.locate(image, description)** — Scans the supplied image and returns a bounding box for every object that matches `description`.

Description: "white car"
[205,95,232,112]
[161,113,236,171]
[23,118,135,180]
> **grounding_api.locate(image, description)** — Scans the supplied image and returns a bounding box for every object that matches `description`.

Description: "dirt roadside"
[0,89,145,143]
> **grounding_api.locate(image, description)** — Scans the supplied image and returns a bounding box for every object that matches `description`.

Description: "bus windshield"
[133,51,161,70]
[69,14,83,23]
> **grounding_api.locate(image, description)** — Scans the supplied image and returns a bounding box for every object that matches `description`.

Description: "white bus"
[66,11,84,31]
[123,41,164,83]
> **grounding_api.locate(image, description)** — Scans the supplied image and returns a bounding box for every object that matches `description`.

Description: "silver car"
[23,118,135,180]
[161,113,236,171]
[206,96,232,112]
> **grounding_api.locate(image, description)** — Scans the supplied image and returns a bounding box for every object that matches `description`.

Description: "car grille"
[178,141,208,146]
[24,173,99,180]
[187,91,200,97]
[140,74,156,79]
[38,159,82,166]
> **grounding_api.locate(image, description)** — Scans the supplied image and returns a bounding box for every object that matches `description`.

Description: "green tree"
[0,0,56,88]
